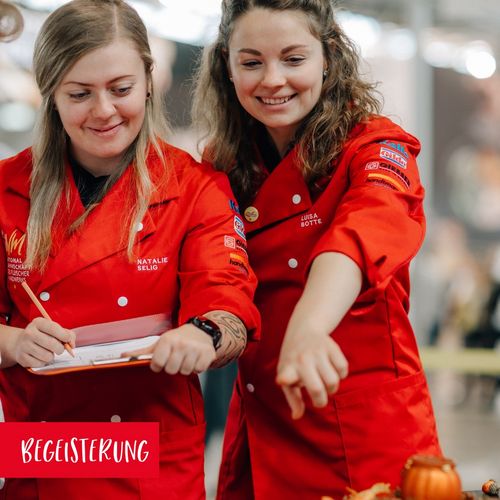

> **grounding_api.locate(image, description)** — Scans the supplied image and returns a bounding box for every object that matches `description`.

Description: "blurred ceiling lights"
[14,1,499,80]
[19,0,222,45]
[2,0,497,136]
[422,33,496,79]
[339,12,418,61]
[340,11,495,79]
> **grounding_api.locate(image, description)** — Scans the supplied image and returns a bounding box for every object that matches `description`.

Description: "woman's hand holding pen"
[125,324,216,376]
[276,325,348,420]
[13,317,76,368]
[20,280,75,358]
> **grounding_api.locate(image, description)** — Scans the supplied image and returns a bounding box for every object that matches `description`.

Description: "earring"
[323,69,328,78]
[229,76,233,82]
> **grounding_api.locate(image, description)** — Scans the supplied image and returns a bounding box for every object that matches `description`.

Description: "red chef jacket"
[0,142,259,500]
[218,116,441,500]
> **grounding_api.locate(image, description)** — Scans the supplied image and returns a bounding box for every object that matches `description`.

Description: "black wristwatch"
[187,316,222,351]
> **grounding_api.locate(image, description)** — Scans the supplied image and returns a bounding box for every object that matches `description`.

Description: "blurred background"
[2,0,500,496]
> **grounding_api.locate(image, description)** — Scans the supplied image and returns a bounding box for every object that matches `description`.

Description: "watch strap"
[187,316,222,351]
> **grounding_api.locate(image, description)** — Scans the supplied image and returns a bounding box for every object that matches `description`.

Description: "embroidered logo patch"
[381,141,408,158]
[224,235,236,249]
[380,147,408,169]
[366,173,405,192]
[233,215,247,240]
[229,252,249,275]
[235,238,248,254]
[365,161,410,189]
[4,228,25,257]
[229,199,240,214]
[3,229,29,283]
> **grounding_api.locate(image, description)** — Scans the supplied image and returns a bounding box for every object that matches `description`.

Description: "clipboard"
[28,313,170,375]
[29,335,159,375]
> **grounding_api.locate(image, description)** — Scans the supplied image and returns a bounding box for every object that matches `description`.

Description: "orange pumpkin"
[401,455,462,500]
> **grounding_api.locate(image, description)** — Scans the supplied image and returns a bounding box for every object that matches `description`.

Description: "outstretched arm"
[276,251,362,419]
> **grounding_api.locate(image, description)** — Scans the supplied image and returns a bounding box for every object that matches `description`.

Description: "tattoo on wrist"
[205,311,247,368]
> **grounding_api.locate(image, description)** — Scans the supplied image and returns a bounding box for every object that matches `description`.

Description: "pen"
[20,281,75,357]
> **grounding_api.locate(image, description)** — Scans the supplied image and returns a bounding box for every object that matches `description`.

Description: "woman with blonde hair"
[193,0,441,498]
[0,0,259,498]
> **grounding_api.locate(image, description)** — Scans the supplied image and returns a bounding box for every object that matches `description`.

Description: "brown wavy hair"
[28,0,169,269]
[0,0,23,41]
[192,0,382,207]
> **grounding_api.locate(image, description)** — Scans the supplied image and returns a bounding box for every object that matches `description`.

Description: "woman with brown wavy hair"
[192,0,441,498]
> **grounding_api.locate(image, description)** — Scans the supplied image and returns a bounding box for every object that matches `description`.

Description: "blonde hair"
[28,0,169,269]
[0,0,23,41]
[192,0,381,207]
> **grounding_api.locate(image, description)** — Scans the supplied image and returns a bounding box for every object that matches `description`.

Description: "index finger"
[297,364,329,409]
[281,385,305,420]
[121,344,155,359]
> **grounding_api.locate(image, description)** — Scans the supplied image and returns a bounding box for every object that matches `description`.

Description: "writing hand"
[15,317,76,368]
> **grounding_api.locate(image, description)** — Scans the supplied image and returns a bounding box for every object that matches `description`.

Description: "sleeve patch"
[224,235,236,249]
[380,140,409,157]
[224,235,248,254]
[366,173,405,192]
[379,146,408,169]
[229,252,249,275]
[365,161,410,190]
[233,215,247,241]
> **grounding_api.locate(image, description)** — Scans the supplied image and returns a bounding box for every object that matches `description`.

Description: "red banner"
[0,422,159,477]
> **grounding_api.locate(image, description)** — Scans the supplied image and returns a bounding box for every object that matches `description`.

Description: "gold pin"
[244,206,259,222]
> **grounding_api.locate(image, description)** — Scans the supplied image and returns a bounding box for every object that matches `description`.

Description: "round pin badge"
[244,206,259,222]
